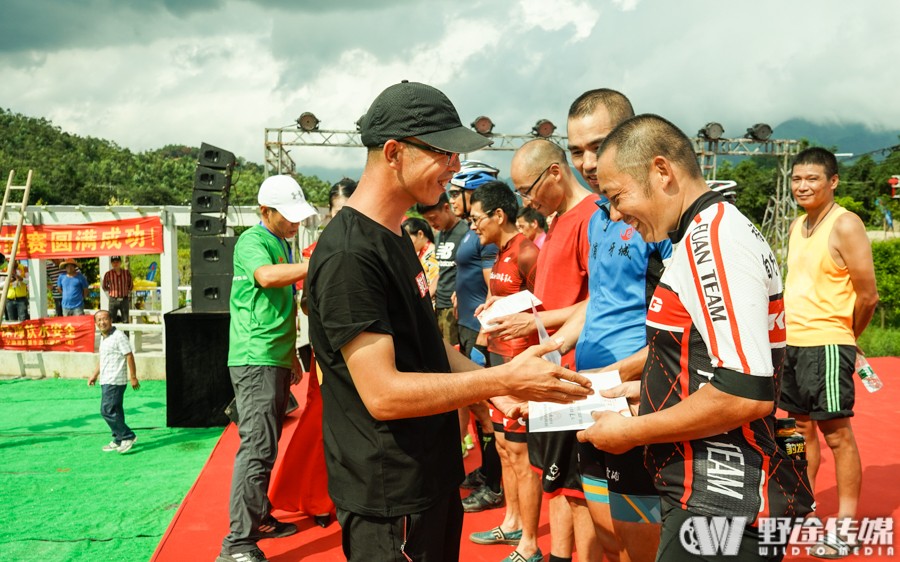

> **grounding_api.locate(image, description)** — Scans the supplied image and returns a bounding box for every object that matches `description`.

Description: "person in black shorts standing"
[780,147,878,558]
[306,80,593,562]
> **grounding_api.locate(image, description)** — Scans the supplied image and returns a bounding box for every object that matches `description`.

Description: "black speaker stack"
[164,309,233,427]
[163,142,239,427]
[191,143,236,313]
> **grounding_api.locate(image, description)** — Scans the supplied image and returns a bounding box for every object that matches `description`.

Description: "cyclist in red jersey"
[466,180,542,555]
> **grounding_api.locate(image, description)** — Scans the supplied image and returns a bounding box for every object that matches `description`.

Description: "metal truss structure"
[264,126,800,262]
[263,128,567,176]
[694,138,802,263]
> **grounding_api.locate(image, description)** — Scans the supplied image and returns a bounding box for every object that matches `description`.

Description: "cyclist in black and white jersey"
[577,114,813,561]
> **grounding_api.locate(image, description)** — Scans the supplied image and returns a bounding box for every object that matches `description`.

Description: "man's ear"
[651,155,674,191]
[383,139,402,167]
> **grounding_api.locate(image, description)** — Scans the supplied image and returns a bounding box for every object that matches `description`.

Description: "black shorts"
[527,428,582,496]
[458,324,488,366]
[606,446,661,523]
[656,502,784,562]
[336,488,463,562]
[780,344,856,420]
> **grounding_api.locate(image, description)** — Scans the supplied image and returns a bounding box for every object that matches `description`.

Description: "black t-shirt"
[307,207,464,517]
[433,219,469,309]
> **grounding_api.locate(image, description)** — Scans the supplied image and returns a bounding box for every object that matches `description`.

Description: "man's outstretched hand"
[500,338,592,403]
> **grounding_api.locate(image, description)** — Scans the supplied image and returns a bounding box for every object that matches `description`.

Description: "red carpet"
[153,358,899,561]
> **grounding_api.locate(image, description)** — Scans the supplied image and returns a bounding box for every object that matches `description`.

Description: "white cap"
[258,175,318,223]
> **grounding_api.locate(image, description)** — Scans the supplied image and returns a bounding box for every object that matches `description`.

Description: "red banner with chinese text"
[0,315,94,352]
[0,216,163,260]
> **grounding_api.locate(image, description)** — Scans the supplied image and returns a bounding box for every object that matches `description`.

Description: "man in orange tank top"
[780,147,879,558]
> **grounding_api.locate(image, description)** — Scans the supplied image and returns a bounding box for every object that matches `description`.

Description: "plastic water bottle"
[855,354,883,393]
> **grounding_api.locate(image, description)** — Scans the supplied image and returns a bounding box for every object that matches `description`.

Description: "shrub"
[871,238,900,328]
[857,326,900,358]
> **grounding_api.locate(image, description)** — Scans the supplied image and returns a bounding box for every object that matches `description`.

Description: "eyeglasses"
[447,188,464,199]
[517,163,556,200]
[398,138,458,167]
[470,209,496,227]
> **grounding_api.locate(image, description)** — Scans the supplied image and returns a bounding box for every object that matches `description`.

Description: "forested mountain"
[0,108,332,207]
[774,118,900,157]
[2,108,899,226]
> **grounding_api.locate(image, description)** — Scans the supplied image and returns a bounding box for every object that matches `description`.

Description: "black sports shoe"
[462,484,504,513]
[460,467,486,489]
[258,516,297,539]
[215,547,269,562]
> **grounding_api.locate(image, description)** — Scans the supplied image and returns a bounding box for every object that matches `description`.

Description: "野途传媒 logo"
[680,516,746,556]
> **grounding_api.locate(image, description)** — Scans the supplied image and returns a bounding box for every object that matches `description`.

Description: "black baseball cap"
[359,80,493,153]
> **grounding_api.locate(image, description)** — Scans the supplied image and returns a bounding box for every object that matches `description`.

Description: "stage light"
[532,119,556,138]
[297,112,320,132]
[471,116,495,136]
[698,122,724,141]
[745,123,773,141]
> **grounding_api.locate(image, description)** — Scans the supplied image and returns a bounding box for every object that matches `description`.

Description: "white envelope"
[528,369,632,433]
[477,290,542,329]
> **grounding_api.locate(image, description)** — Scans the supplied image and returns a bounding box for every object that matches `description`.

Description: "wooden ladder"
[0,170,33,325]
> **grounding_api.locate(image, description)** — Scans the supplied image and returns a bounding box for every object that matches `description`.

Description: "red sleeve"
[519,242,539,294]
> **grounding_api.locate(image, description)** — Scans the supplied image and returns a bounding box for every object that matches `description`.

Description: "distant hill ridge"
[773,118,900,158]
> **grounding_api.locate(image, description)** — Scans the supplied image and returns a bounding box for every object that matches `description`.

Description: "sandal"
[811,532,852,559]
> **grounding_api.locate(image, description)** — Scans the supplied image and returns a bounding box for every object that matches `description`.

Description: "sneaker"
[462,442,469,458]
[502,548,543,562]
[215,548,269,562]
[462,485,504,513]
[470,526,522,545]
[460,467,485,489]
[102,441,121,452]
[464,433,475,450]
[117,437,136,454]
[258,516,297,539]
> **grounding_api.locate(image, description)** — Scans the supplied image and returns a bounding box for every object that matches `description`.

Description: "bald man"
[491,139,600,562]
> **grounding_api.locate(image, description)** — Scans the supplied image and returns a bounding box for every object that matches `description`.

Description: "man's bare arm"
[254,262,308,288]
[485,300,587,340]
[341,332,593,421]
[832,212,879,338]
[577,383,772,454]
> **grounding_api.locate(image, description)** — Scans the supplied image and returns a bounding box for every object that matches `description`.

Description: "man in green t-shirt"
[218,174,318,562]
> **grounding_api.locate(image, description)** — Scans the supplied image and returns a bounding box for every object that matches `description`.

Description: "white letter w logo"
[679,516,746,556]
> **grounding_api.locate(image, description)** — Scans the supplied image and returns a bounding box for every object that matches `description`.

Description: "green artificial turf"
[0,378,222,562]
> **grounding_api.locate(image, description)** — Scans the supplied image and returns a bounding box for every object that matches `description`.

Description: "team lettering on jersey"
[688,223,728,322]
[704,441,746,500]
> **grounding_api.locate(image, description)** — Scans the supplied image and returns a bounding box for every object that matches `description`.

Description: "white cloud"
[611,0,640,11]
[517,0,600,41]
[2,0,900,181]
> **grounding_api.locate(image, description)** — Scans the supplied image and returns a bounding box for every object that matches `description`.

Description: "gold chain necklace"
[805,202,835,237]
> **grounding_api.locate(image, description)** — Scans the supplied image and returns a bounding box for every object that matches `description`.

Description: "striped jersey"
[641,191,812,522]
[102,268,133,298]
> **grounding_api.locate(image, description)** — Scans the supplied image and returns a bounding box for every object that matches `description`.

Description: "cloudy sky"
[2,0,899,182]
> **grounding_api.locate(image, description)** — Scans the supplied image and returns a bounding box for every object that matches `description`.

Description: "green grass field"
[0,378,222,562]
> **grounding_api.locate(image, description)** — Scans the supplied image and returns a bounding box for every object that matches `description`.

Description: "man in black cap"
[306,81,594,562]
